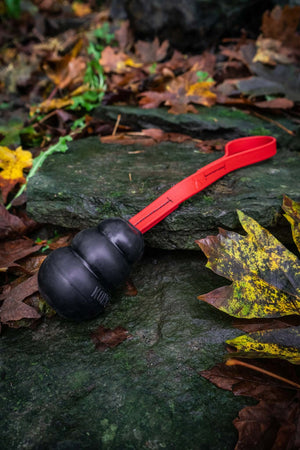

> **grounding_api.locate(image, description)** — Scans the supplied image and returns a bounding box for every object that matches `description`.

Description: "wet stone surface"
[27,106,300,249]
[0,251,252,450]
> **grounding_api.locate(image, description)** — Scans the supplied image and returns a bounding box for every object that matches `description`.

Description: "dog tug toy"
[38,135,276,320]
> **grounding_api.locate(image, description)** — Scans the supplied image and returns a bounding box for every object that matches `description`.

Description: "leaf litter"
[1,4,300,447]
[198,196,300,449]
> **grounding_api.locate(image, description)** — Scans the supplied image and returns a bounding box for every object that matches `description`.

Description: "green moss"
[249,127,272,136]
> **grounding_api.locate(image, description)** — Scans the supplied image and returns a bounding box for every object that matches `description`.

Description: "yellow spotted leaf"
[197,209,300,319]
[282,195,300,253]
[0,146,32,203]
[226,326,300,364]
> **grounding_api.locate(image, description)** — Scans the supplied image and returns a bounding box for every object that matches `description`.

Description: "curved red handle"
[129,136,276,233]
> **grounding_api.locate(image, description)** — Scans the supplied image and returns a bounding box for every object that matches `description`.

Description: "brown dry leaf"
[0,238,42,272]
[48,234,74,250]
[201,359,300,449]
[253,36,296,66]
[135,38,169,64]
[196,139,227,153]
[232,316,300,333]
[0,273,41,324]
[101,128,200,146]
[219,46,250,69]
[139,65,216,114]
[254,97,294,109]
[99,46,142,74]
[42,40,86,90]
[114,20,134,51]
[0,205,37,239]
[124,279,138,296]
[91,325,131,351]
[234,396,300,450]
[261,5,300,49]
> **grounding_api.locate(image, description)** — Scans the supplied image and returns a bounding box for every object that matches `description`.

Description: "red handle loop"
[129,136,276,233]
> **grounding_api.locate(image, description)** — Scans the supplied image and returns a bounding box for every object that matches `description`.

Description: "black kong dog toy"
[38,136,276,320]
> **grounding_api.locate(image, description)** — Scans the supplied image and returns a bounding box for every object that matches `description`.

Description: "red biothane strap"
[129,135,276,234]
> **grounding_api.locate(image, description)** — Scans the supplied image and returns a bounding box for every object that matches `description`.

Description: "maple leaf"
[135,38,169,64]
[201,359,300,449]
[197,209,300,319]
[139,66,216,114]
[261,5,300,49]
[99,46,142,74]
[0,146,32,203]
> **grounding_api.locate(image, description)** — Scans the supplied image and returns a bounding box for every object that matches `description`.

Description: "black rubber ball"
[38,218,144,320]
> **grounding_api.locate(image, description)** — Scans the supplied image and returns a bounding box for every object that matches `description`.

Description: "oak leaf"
[0,146,32,203]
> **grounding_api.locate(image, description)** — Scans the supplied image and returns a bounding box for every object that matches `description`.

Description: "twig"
[112,114,121,136]
[250,111,295,136]
[226,358,300,389]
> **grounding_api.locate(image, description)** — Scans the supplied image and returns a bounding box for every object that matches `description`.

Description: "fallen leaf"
[253,36,296,66]
[234,395,300,450]
[0,238,42,272]
[100,128,200,146]
[0,273,41,324]
[99,46,142,74]
[200,359,300,449]
[282,195,300,253]
[232,316,300,333]
[124,279,138,296]
[91,325,131,351]
[42,39,86,90]
[261,5,300,49]
[139,65,216,114]
[226,326,300,364]
[30,97,74,115]
[201,358,299,399]
[197,210,300,319]
[254,97,294,109]
[0,146,32,203]
[114,20,134,51]
[237,67,300,102]
[135,38,169,64]
[72,1,92,17]
[0,205,37,239]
